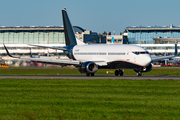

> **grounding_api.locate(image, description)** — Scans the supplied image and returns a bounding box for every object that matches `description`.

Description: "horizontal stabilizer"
[28,44,67,51]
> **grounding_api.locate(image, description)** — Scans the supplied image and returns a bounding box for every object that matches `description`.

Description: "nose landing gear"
[134,68,142,76]
[115,69,123,76]
[137,71,142,76]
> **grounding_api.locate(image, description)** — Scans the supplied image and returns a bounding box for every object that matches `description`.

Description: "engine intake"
[78,61,98,74]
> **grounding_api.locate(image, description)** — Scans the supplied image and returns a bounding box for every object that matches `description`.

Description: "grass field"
[0,67,180,76]
[0,67,180,119]
[0,79,180,120]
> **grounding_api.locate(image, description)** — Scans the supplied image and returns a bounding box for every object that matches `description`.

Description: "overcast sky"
[0,0,180,34]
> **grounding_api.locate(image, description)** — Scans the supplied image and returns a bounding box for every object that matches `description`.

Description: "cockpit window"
[132,51,149,55]
[133,51,140,55]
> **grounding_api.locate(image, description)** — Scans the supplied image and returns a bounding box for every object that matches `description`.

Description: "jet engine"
[134,63,152,72]
[78,61,98,74]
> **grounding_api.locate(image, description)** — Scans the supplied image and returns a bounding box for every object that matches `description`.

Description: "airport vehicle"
[3,9,178,76]
[0,60,10,68]
[0,63,10,68]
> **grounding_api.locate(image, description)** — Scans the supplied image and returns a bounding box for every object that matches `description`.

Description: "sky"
[0,0,180,35]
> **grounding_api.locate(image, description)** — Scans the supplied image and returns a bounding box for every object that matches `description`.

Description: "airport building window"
[24,32,29,43]
[0,33,3,43]
[126,26,180,44]
[19,32,24,43]
[0,30,65,44]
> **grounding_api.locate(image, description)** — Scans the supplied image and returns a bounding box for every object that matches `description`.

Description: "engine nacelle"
[134,63,152,72]
[78,61,98,74]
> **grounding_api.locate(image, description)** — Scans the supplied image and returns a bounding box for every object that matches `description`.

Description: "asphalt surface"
[0,75,180,80]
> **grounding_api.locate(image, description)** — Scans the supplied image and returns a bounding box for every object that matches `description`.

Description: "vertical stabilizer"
[62,8,77,46]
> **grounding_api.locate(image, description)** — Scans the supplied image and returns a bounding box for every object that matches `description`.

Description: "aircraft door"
[134,56,136,62]
[126,51,130,61]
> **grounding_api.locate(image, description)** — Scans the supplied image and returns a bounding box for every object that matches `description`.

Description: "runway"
[0,75,180,80]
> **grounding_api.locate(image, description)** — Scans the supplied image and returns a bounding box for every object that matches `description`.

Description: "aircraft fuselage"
[73,44,152,69]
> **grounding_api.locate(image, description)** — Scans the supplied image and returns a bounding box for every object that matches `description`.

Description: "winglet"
[174,42,178,56]
[3,44,19,58]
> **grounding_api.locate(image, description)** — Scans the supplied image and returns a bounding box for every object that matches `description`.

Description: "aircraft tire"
[91,73,94,76]
[137,72,142,76]
[119,70,123,76]
[115,70,119,76]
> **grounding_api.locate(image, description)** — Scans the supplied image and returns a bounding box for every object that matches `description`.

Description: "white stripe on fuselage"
[73,44,151,67]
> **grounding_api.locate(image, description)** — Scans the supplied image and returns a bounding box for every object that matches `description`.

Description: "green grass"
[0,79,180,119]
[0,67,180,76]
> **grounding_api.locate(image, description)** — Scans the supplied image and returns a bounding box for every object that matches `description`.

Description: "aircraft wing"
[3,44,80,66]
[151,43,178,62]
[3,44,108,66]
[21,57,80,65]
[93,61,107,66]
[151,55,175,62]
[28,44,67,51]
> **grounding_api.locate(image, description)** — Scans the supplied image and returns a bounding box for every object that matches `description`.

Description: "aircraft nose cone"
[145,55,152,66]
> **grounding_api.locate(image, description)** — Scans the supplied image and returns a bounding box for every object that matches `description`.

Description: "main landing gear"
[115,69,142,77]
[86,73,94,76]
[115,69,123,76]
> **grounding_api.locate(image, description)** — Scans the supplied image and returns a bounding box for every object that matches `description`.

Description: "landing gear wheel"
[119,70,123,76]
[115,69,124,76]
[115,70,119,76]
[91,73,94,76]
[137,72,142,76]
[86,73,95,76]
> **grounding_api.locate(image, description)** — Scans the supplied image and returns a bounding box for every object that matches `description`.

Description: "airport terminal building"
[0,26,65,44]
[126,25,180,56]
[0,26,108,57]
[126,24,180,44]
[0,26,67,57]
[1,24,180,58]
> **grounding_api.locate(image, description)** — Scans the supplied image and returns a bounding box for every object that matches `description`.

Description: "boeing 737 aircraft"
[3,8,178,76]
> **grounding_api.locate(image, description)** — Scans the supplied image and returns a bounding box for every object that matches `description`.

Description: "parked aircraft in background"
[168,58,180,65]
[3,8,178,76]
